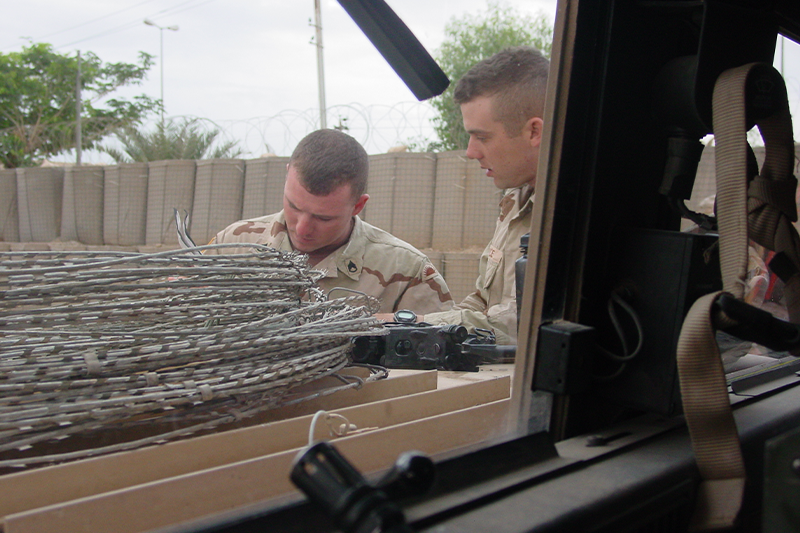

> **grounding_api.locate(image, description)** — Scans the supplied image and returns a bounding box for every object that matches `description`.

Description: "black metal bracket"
[715,292,800,352]
[290,441,435,533]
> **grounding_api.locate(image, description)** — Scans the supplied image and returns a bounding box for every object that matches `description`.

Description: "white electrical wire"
[593,289,646,382]
[598,290,644,363]
[308,410,357,446]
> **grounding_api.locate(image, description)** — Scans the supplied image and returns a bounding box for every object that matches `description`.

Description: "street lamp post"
[311,0,327,129]
[144,19,179,125]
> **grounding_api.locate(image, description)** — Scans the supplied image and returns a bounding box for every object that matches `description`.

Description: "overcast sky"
[2,0,798,162]
[0,0,557,161]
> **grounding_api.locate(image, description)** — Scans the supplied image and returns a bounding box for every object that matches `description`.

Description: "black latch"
[534,321,596,394]
[291,441,435,533]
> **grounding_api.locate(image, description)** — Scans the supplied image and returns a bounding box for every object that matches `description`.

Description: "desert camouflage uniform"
[424,185,534,345]
[207,212,454,315]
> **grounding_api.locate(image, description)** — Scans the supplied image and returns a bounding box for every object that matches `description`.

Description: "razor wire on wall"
[69,101,440,165]
[208,101,439,157]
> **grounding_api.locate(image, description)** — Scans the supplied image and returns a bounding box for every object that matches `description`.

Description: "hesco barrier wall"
[0,169,19,243]
[103,163,149,246]
[0,151,504,302]
[16,166,65,243]
[146,160,197,246]
[192,159,246,246]
[241,157,290,221]
[62,165,105,245]
[7,145,791,300]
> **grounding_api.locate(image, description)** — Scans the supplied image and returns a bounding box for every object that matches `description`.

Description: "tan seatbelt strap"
[713,65,752,300]
[677,292,746,530]
[678,63,769,531]
[679,61,796,530]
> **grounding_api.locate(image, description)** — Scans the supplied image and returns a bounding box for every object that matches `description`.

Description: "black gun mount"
[352,323,515,372]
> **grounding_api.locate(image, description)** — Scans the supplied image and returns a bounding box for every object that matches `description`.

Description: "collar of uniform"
[268,211,293,252]
[306,216,363,282]
[507,185,535,221]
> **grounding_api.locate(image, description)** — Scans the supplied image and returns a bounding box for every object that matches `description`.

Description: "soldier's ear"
[352,194,369,217]
[526,117,544,148]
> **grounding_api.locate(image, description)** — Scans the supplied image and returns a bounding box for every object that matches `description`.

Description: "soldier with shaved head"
[208,129,453,315]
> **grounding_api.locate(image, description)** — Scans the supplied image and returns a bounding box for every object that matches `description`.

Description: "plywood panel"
[245,367,439,425]
[4,398,510,533]
[0,375,508,520]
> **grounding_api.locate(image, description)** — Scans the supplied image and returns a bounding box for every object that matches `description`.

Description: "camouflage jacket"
[424,185,534,345]
[207,212,454,315]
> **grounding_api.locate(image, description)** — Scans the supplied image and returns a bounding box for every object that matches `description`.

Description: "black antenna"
[337,0,449,101]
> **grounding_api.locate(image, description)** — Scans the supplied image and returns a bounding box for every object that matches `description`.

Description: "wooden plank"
[0,374,507,519]
[235,367,438,425]
[286,364,372,391]
[434,365,514,390]
[0,367,401,468]
[4,399,510,533]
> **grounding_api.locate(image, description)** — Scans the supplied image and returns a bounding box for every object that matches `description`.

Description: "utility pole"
[144,19,179,126]
[76,51,82,166]
[312,0,327,129]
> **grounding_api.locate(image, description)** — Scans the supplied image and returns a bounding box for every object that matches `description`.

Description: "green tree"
[0,43,158,168]
[101,117,242,162]
[430,2,554,152]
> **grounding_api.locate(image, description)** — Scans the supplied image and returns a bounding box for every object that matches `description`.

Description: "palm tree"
[101,117,242,162]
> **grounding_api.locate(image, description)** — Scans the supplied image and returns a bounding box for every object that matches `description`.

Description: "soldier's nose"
[465,140,481,160]
[296,216,313,237]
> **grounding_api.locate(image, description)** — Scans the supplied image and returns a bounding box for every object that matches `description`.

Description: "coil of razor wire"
[0,244,386,468]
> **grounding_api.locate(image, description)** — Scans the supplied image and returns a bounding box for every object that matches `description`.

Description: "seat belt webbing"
[677,62,796,531]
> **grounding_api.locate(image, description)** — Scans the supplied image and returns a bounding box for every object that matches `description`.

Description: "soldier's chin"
[290,237,317,254]
[294,244,317,254]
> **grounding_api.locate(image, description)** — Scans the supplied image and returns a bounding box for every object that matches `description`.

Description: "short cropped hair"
[289,129,369,198]
[454,46,550,136]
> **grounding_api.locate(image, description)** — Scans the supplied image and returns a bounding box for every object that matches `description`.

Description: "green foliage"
[0,43,159,168]
[429,1,554,152]
[101,117,242,162]
[402,135,447,153]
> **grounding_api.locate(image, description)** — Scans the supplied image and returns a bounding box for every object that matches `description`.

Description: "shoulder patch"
[362,266,415,288]
[233,221,267,236]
